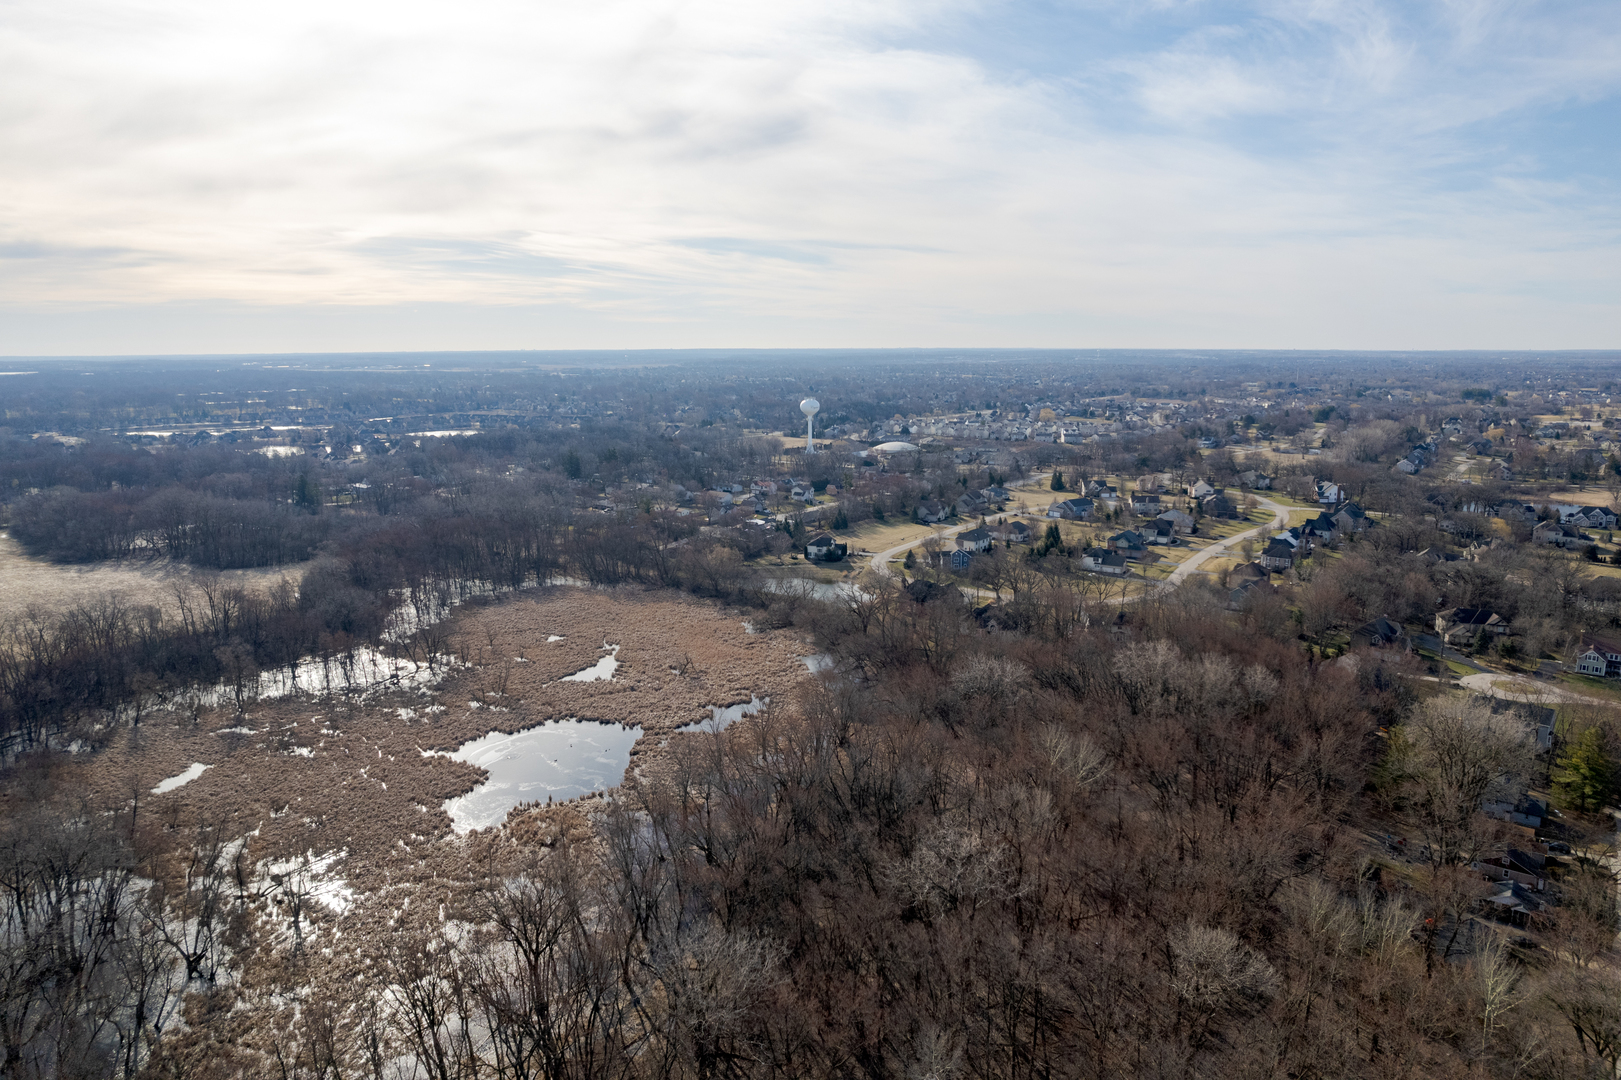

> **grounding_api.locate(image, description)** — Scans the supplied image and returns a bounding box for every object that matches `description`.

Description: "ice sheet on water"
[560,644,620,682]
[678,696,768,733]
[176,647,448,712]
[154,763,212,794]
[438,719,643,834]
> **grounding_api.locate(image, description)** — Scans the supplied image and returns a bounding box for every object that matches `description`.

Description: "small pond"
[440,719,642,833]
[678,695,766,733]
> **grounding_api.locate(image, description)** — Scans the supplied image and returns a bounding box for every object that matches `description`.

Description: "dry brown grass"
[47,585,818,969]
[0,531,302,622]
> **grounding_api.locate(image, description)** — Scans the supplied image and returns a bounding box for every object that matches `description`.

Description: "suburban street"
[861,478,1294,601]
[866,471,1055,578]
[1160,495,1289,588]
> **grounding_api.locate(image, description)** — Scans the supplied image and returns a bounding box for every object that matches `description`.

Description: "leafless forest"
[4,353,1621,1079]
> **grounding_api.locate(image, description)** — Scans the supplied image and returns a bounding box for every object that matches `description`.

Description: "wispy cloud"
[0,0,1616,349]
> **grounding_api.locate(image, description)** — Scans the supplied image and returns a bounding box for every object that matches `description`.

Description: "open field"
[835,516,943,553]
[0,531,305,623]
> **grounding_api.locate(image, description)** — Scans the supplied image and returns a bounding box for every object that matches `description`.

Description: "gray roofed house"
[1258,538,1296,570]
[958,527,994,553]
[1435,607,1509,645]
[1350,617,1406,649]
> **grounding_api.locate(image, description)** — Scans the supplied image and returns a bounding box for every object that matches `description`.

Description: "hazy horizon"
[5,0,1619,354]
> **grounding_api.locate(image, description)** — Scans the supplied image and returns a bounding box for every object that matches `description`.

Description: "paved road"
[867,472,1054,578]
[1160,496,1290,588]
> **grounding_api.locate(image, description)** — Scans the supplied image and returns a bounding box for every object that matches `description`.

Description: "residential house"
[1202,492,1239,520]
[1082,479,1116,500]
[1228,578,1276,611]
[1129,492,1162,516]
[992,520,1033,544]
[918,500,951,523]
[1484,796,1547,830]
[791,483,816,503]
[929,548,974,570]
[1081,548,1129,575]
[1156,508,1195,533]
[1415,546,1460,564]
[1136,473,1167,494]
[957,527,994,553]
[1257,538,1296,571]
[1237,470,1272,490]
[1350,617,1407,649]
[980,485,1011,504]
[1393,459,1419,474]
[1109,530,1147,553]
[1532,520,1592,550]
[1571,505,1618,529]
[1482,881,1544,927]
[1048,497,1095,520]
[1316,482,1344,505]
[956,491,989,517]
[1435,607,1510,645]
[1229,561,1271,585]
[1473,850,1547,892]
[1331,503,1369,533]
[1574,632,1621,678]
[1189,479,1216,499]
[805,534,847,561]
[1300,512,1340,541]
[1147,518,1177,545]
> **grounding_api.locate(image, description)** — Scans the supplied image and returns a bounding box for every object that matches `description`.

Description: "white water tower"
[800,397,820,453]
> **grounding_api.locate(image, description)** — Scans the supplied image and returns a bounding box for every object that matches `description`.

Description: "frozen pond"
[761,578,864,602]
[679,695,766,733]
[561,644,620,682]
[440,719,642,833]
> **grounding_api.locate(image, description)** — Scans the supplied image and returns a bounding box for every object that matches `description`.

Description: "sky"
[2,0,1618,353]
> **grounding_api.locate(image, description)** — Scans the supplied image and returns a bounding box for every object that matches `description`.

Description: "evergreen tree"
[872,502,885,521]
[293,472,321,512]
[564,450,583,479]
[1051,471,1065,492]
[1556,726,1617,812]
[903,548,916,570]
[833,508,849,530]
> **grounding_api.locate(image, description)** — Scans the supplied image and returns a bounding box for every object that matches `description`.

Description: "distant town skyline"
[3,0,1618,354]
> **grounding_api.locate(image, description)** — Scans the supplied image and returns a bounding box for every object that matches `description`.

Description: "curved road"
[867,471,1055,578]
[1161,496,1289,588]
[867,480,1292,596]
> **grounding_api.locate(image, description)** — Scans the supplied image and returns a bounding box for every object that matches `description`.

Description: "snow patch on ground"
[154,763,212,793]
[804,654,834,673]
[258,849,355,916]
[547,635,565,642]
